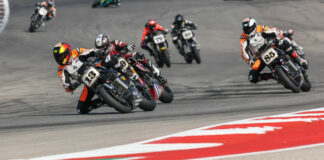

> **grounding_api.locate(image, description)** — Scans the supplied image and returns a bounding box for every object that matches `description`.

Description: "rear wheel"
[139,91,156,111]
[159,86,174,103]
[275,66,300,93]
[98,87,133,113]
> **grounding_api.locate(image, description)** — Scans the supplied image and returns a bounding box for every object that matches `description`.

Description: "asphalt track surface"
[1,0,324,159]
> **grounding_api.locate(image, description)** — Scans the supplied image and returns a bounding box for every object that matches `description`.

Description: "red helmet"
[53,42,71,65]
[147,19,157,31]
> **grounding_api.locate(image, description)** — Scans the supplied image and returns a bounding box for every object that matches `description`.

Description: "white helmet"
[95,34,110,50]
[242,17,257,37]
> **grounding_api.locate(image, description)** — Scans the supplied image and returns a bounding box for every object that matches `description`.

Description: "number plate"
[82,67,100,87]
[66,58,83,76]
[39,7,48,16]
[182,30,193,40]
[153,35,165,44]
[261,48,278,65]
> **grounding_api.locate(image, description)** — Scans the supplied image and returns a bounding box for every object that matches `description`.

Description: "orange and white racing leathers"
[240,25,302,83]
[57,48,99,114]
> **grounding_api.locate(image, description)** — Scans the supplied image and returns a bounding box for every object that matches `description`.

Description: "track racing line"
[30,107,324,160]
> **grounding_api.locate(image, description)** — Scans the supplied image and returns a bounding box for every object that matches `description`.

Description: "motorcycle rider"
[34,0,56,22]
[171,14,198,55]
[95,33,161,78]
[240,17,308,83]
[53,42,101,114]
[140,19,169,56]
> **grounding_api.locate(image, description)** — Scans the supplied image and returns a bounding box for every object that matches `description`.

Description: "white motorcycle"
[29,6,48,32]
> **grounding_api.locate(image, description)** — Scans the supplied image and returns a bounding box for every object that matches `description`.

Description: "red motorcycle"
[132,61,173,103]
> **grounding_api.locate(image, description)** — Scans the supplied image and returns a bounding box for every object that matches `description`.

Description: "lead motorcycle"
[250,33,311,93]
[179,27,201,64]
[29,6,48,32]
[148,31,171,68]
[66,56,154,113]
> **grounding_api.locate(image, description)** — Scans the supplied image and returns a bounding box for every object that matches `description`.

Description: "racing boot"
[295,55,308,69]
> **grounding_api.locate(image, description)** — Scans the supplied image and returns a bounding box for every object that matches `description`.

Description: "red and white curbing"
[31,107,324,160]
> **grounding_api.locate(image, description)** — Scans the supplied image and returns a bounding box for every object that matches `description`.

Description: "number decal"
[82,67,100,87]
[182,30,193,40]
[261,48,278,65]
[153,35,165,44]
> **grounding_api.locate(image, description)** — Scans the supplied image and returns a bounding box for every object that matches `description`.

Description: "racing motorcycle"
[178,27,201,64]
[92,0,120,8]
[66,56,155,113]
[250,33,311,93]
[112,55,157,111]
[29,6,48,32]
[132,60,174,103]
[148,31,171,68]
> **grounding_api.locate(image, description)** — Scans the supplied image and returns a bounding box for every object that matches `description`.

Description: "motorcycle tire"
[162,50,171,67]
[301,78,311,92]
[139,91,156,111]
[155,55,164,68]
[275,66,301,93]
[98,87,133,113]
[191,47,201,64]
[184,54,193,64]
[159,86,174,103]
[29,24,35,32]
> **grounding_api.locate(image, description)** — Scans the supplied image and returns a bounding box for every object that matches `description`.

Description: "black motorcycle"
[179,27,201,64]
[148,31,171,68]
[66,56,151,113]
[255,36,311,93]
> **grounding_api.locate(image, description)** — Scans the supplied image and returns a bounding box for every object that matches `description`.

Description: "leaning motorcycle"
[250,33,311,93]
[179,27,201,64]
[132,60,174,103]
[92,0,120,8]
[66,56,152,113]
[29,6,47,32]
[149,31,171,68]
[112,55,157,111]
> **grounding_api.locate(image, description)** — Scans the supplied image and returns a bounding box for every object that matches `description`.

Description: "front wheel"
[275,66,300,93]
[139,91,156,111]
[159,86,174,103]
[301,78,311,92]
[191,46,201,64]
[98,87,133,113]
[162,50,171,67]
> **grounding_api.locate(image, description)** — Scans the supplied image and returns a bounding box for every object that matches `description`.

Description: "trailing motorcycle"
[179,27,201,64]
[112,55,157,111]
[132,60,174,103]
[251,33,311,93]
[92,0,120,8]
[148,31,171,68]
[29,6,48,32]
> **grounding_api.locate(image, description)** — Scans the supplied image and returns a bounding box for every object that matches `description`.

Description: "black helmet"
[242,17,257,37]
[95,34,110,50]
[175,14,184,24]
